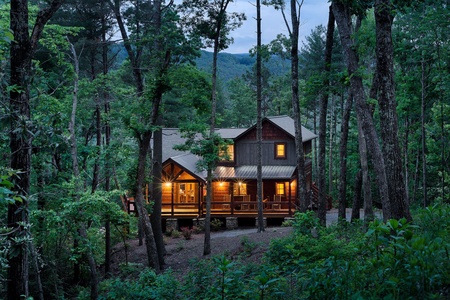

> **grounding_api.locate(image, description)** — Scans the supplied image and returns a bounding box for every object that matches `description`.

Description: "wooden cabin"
[144,115,319,227]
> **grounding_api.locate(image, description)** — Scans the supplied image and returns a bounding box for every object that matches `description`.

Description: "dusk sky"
[220,0,330,54]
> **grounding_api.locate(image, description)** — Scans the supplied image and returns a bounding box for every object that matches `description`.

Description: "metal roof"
[267,115,318,142]
[213,165,296,180]
[169,153,206,180]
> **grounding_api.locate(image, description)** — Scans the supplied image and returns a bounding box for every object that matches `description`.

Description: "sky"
[219,0,331,54]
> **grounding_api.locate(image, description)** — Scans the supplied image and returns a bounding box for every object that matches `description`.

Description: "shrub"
[211,218,223,231]
[180,227,193,240]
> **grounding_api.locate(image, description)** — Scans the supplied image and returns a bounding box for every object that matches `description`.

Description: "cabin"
[128,115,322,228]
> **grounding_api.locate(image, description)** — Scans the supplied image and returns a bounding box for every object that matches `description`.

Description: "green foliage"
[239,236,258,257]
[0,170,25,205]
[92,268,181,300]
[211,218,223,231]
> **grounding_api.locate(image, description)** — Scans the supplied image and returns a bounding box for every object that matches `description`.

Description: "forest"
[1,0,449,299]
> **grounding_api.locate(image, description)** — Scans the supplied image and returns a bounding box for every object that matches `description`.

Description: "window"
[219,144,234,161]
[276,183,285,195]
[233,182,247,195]
[275,143,286,159]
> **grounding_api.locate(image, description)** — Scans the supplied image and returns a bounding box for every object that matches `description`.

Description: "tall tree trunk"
[204,32,221,255]
[332,1,391,221]
[109,0,166,269]
[289,0,309,215]
[374,0,411,220]
[318,6,335,225]
[150,118,166,266]
[68,41,99,300]
[256,0,264,233]
[357,115,374,224]
[102,9,112,276]
[135,132,160,271]
[91,103,101,193]
[403,115,410,202]
[328,97,335,199]
[420,56,428,207]
[8,1,63,298]
[351,169,362,221]
[338,94,353,221]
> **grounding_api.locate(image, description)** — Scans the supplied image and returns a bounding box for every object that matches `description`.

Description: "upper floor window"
[275,143,286,159]
[219,144,234,161]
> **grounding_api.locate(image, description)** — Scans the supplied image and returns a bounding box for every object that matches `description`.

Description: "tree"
[8,1,63,298]
[179,0,245,255]
[318,6,335,225]
[265,0,310,214]
[373,0,411,220]
[255,0,264,232]
[67,40,99,299]
[332,1,392,221]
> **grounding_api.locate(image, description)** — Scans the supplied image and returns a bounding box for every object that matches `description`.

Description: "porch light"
[219,181,224,186]
[165,182,172,187]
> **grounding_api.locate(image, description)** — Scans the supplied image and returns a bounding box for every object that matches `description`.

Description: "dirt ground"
[110,226,293,278]
[109,209,374,278]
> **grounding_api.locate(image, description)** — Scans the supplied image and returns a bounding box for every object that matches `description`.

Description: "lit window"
[219,144,234,161]
[233,182,247,195]
[275,143,286,159]
[276,183,285,195]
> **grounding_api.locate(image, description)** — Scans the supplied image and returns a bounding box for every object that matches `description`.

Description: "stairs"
[311,183,333,210]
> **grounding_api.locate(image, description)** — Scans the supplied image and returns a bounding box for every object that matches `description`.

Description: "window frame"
[274,142,287,159]
[275,182,285,195]
[219,144,234,162]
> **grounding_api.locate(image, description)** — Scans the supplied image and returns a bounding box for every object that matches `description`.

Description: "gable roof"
[267,115,317,142]
[234,115,317,142]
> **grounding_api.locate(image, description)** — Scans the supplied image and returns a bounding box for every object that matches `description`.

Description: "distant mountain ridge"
[195,50,289,86]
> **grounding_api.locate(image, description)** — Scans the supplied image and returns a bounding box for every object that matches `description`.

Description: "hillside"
[195,50,289,86]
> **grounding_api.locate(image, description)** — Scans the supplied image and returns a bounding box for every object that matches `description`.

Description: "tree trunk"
[102,7,112,276]
[68,40,99,300]
[328,97,335,198]
[332,1,391,221]
[421,57,428,207]
[8,1,63,298]
[256,0,264,233]
[318,5,335,226]
[289,0,309,215]
[150,119,166,266]
[374,0,411,220]
[338,94,353,221]
[357,115,374,224]
[91,103,101,193]
[351,169,362,221]
[135,132,161,271]
[204,31,221,255]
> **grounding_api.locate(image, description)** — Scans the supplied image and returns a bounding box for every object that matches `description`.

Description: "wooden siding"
[239,121,293,141]
[235,140,297,165]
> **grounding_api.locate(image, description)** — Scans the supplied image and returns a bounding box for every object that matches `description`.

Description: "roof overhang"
[213,165,296,180]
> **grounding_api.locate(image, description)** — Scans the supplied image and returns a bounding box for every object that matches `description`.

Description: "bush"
[211,218,223,231]
[180,227,193,240]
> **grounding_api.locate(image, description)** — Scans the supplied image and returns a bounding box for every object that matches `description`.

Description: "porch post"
[198,182,203,217]
[289,180,293,216]
[171,182,174,216]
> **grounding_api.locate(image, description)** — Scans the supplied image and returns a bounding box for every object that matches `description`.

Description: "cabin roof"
[235,115,317,142]
[214,165,296,180]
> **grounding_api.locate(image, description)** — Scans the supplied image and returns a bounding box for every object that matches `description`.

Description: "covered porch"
[158,161,308,218]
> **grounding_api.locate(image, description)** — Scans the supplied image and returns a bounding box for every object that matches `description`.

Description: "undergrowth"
[81,204,450,299]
